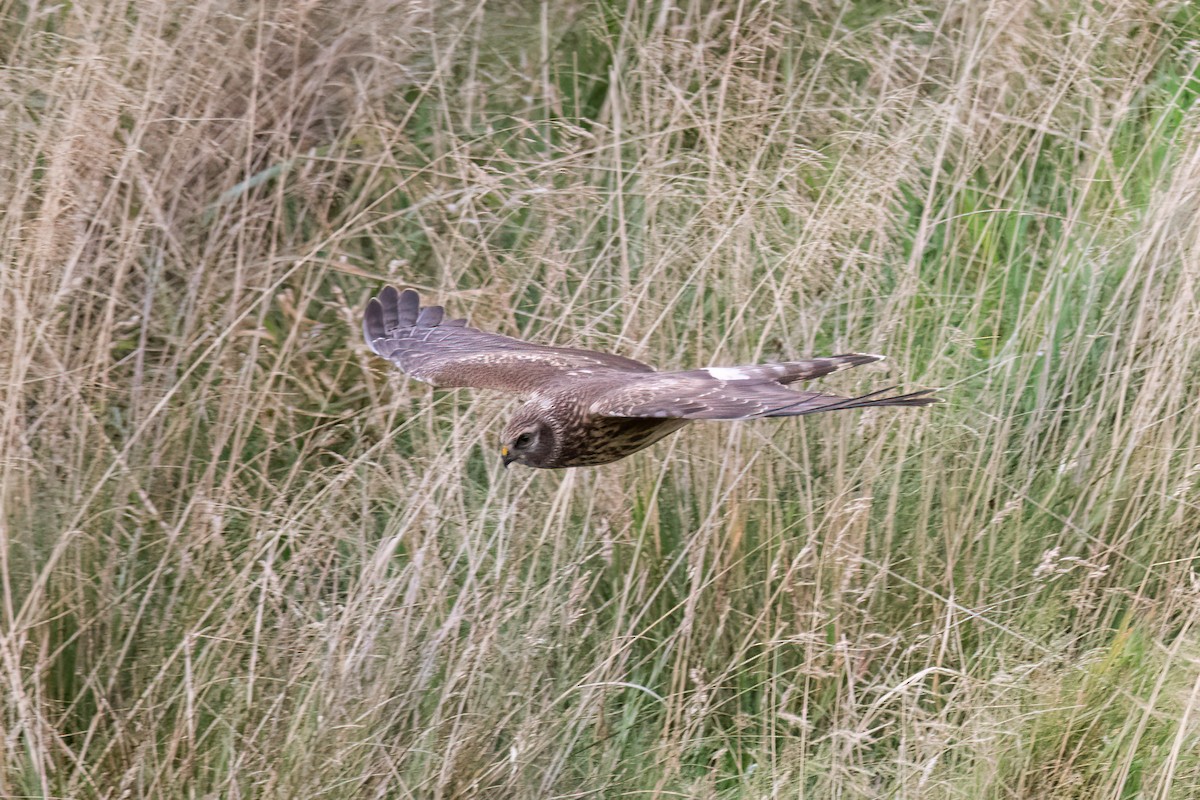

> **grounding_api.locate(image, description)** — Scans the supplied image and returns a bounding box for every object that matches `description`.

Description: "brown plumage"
[363,286,940,468]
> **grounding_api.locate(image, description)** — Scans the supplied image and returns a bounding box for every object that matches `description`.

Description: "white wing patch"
[704,367,750,380]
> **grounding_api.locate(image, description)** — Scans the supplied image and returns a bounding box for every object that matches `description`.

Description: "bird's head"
[500,403,561,469]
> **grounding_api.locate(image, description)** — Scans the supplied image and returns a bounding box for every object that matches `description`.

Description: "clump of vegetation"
[4,1,1200,796]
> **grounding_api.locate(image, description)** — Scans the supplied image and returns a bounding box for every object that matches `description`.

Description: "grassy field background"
[5,0,1200,797]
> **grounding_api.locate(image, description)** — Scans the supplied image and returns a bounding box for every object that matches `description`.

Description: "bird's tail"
[762,386,943,417]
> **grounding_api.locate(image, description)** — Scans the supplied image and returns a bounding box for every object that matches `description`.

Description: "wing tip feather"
[831,353,886,371]
[367,285,452,332]
[362,297,385,353]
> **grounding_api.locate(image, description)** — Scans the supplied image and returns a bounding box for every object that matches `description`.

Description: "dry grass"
[4,0,1200,797]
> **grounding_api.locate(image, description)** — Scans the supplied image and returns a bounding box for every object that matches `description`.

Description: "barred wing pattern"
[363,286,653,393]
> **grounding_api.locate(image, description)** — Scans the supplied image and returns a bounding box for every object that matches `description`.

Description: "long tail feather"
[759,387,943,417]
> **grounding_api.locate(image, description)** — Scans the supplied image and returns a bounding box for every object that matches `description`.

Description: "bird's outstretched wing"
[589,371,940,420]
[363,286,654,393]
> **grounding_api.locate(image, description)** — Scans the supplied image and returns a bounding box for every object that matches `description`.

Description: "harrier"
[363,287,939,468]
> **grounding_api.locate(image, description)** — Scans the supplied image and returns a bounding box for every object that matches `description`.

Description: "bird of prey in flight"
[363,287,939,468]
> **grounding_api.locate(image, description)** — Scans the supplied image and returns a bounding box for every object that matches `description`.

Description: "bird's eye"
[514,432,533,449]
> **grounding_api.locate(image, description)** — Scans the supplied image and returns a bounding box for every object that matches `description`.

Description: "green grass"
[5,0,1200,797]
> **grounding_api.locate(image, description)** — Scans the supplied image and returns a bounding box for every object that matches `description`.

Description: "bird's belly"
[559,417,689,467]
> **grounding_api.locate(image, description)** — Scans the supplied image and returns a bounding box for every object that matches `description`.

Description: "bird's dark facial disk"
[502,427,539,468]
